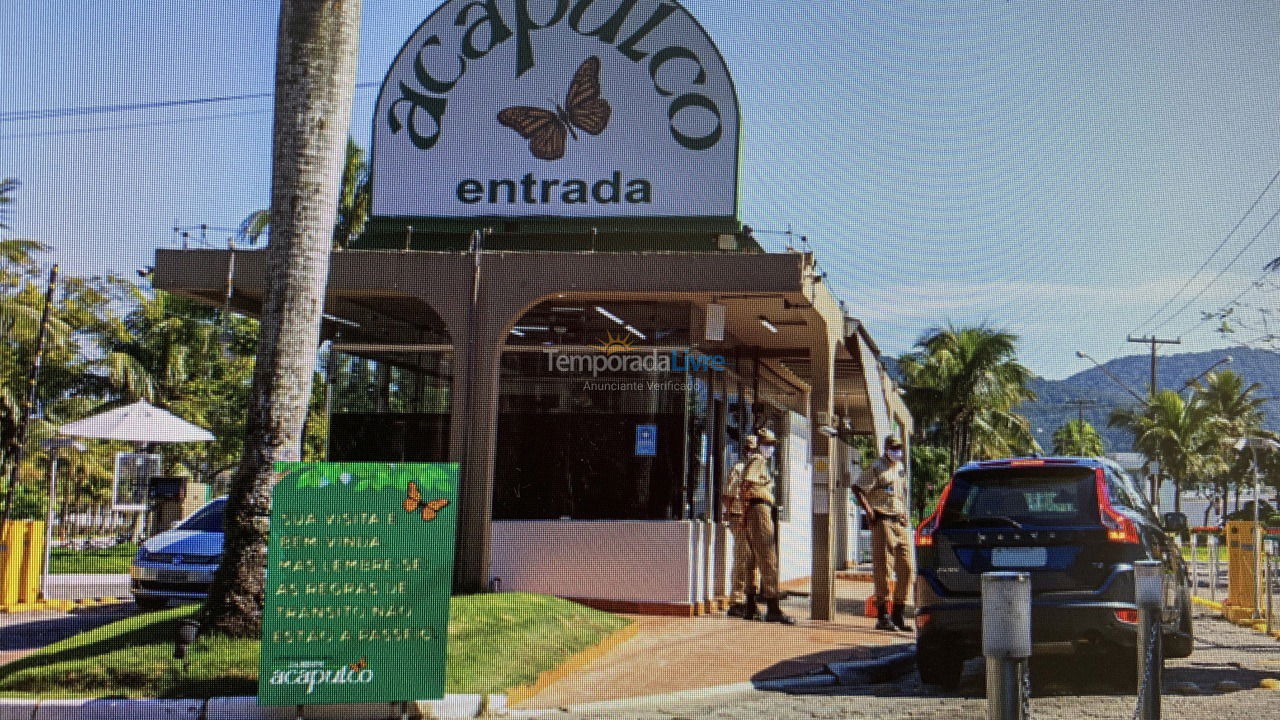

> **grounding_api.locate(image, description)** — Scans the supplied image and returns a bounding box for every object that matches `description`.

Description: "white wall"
[778,411,813,582]
[491,520,716,606]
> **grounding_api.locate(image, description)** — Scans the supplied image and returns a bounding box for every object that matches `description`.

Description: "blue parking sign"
[635,424,657,456]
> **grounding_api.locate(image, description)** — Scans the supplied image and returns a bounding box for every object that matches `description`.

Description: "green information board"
[259,462,459,705]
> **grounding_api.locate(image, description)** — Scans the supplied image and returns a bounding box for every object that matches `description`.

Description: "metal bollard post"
[1189,533,1199,598]
[1135,560,1163,720]
[982,572,1031,720]
[1266,538,1275,636]
[1208,534,1218,604]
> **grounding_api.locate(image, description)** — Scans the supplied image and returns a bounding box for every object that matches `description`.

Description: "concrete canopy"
[153,247,906,599]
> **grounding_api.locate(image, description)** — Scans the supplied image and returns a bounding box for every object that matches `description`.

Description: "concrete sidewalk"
[517,577,915,709]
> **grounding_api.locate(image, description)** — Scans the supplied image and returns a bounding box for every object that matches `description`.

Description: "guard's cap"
[756,427,777,445]
[884,435,904,450]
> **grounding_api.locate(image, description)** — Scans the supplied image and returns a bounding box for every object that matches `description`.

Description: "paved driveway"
[0,603,136,665]
[549,610,1280,719]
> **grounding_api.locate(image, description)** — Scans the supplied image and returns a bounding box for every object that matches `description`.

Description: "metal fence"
[1186,532,1224,604]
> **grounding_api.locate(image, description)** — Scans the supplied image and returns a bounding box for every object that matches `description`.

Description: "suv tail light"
[1094,468,1140,544]
[915,481,953,547]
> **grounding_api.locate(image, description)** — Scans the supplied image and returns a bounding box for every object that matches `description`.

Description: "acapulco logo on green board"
[372,0,740,220]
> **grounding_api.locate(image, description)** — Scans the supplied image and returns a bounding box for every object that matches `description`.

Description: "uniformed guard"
[853,434,914,631]
[722,434,760,619]
[739,427,795,625]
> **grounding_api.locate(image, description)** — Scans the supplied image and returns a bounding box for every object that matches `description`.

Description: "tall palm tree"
[1109,390,1214,513]
[1191,369,1272,515]
[200,0,363,638]
[899,324,1040,469]
[233,136,371,250]
[1052,420,1106,457]
[0,178,18,230]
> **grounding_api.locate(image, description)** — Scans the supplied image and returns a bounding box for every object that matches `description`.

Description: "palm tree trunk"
[200,0,362,638]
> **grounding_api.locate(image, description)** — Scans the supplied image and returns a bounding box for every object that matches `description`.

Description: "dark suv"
[913,456,1193,688]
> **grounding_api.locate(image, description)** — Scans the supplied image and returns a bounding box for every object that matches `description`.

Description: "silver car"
[129,496,225,610]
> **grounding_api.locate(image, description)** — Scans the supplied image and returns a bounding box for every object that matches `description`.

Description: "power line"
[1132,166,1280,335]
[0,82,380,123]
[1179,269,1271,339]
[1159,203,1280,334]
[0,108,270,140]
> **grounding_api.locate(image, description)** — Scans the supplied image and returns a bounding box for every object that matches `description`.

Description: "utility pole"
[1064,399,1096,425]
[1126,336,1181,399]
[1,265,58,529]
[1126,335,1181,511]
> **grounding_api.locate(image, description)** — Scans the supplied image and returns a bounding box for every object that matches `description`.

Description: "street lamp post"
[39,437,85,601]
[1178,356,1232,395]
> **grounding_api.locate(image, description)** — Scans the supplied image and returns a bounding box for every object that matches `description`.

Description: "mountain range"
[886,346,1280,454]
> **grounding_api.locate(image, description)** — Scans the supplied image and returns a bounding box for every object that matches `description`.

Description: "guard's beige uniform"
[739,453,781,600]
[723,459,758,604]
[857,456,914,606]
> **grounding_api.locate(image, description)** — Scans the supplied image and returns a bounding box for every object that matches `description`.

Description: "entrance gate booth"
[154,0,912,618]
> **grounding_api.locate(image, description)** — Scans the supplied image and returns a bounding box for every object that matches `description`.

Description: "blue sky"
[5,1,1280,379]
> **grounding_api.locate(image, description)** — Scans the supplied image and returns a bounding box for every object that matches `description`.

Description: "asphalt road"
[0,603,137,665]
[548,609,1280,719]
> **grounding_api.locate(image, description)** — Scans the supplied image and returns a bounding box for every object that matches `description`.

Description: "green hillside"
[1021,347,1280,453]
[886,346,1280,455]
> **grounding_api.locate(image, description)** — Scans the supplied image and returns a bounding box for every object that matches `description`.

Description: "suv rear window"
[940,467,1098,528]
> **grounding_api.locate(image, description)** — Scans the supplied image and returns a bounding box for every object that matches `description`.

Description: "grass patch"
[0,592,630,699]
[49,543,138,574]
[1181,545,1229,564]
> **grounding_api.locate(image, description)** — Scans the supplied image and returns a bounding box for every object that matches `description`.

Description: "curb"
[505,622,639,706]
[1192,596,1280,640]
[0,695,505,720]
[0,649,918,720]
[520,645,917,717]
[1191,596,1223,612]
[0,597,130,614]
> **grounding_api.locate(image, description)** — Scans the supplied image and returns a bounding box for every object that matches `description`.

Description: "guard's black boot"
[874,601,895,631]
[890,604,911,632]
[764,597,796,625]
[726,602,745,618]
[741,593,760,621]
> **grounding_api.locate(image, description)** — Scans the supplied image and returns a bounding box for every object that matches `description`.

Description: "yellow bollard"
[1225,521,1262,622]
[0,521,29,608]
[19,520,45,605]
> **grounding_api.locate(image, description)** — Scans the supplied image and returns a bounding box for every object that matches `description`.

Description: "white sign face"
[112,452,162,511]
[372,0,740,220]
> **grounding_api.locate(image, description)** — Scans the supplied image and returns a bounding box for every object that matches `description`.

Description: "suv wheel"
[917,636,964,690]
[1164,594,1194,659]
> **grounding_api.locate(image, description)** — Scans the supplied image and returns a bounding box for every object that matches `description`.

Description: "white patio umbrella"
[58,400,215,443]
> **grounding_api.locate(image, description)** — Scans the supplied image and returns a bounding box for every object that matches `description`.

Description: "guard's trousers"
[727,513,758,603]
[871,518,915,605]
[744,501,780,600]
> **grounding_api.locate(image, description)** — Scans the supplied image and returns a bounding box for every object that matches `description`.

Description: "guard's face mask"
[887,449,904,462]
[761,445,776,459]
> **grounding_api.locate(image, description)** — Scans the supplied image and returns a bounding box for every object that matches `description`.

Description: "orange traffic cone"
[862,580,895,618]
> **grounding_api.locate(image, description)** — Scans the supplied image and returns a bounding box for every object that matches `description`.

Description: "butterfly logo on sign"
[402,481,450,522]
[349,657,367,673]
[497,56,612,161]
